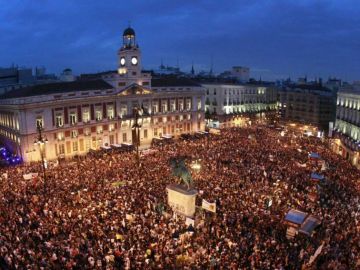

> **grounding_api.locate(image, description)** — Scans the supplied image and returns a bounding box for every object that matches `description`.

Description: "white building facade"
[0,27,205,162]
[203,83,277,127]
[332,84,360,168]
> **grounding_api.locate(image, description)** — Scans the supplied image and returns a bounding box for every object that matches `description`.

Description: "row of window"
[153,114,199,124]
[0,113,20,131]
[0,129,20,144]
[36,99,201,129]
[56,124,117,140]
[206,88,263,96]
[205,98,273,106]
[53,89,114,100]
[55,122,202,155]
[337,97,360,109]
[53,114,201,141]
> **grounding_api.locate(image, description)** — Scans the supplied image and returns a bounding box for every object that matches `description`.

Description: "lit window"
[71,130,78,138]
[161,101,167,113]
[56,115,63,127]
[109,124,115,131]
[58,144,65,155]
[120,105,127,117]
[36,116,43,129]
[186,99,191,110]
[84,128,91,136]
[70,112,77,125]
[95,110,102,121]
[107,107,114,119]
[179,100,184,111]
[170,100,176,111]
[96,126,103,134]
[57,132,64,141]
[73,141,78,152]
[152,105,157,114]
[83,110,90,123]
[85,139,91,150]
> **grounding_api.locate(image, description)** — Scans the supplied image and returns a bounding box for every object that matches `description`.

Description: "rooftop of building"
[0,79,113,99]
[338,86,360,96]
[151,76,201,87]
[281,84,335,97]
[199,79,275,87]
[283,83,332,91]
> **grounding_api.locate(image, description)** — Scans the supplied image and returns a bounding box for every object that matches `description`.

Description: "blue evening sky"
[0,0,359,81]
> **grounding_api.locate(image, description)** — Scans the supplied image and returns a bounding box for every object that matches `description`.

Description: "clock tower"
[104,26,151,89]
[117,26,142,79]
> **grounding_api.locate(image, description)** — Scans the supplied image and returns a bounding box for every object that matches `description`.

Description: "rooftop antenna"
[191,61,195,75]
[209,55,213,76]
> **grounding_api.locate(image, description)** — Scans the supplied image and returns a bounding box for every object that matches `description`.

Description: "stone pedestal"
[166,184,198,218]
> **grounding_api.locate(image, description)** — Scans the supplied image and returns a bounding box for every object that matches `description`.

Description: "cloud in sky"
[0,0,359,81]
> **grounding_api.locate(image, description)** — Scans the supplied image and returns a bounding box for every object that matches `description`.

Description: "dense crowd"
[0,124,359,269]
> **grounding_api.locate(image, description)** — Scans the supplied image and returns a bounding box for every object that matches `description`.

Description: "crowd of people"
[0,123,359,269]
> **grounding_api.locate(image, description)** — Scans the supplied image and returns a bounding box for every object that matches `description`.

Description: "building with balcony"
[203,82,278,128]
[332,83,360,168]
[0,27,205,162]
[279,84,336,131]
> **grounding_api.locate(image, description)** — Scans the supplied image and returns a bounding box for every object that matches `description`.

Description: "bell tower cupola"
[117,26,142,78]
[123,27,136,48]
[103,25,151,89]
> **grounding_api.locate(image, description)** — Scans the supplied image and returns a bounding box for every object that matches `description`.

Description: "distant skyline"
[0,0,359,82]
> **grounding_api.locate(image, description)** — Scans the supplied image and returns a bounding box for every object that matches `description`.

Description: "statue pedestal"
[166,184,198,218]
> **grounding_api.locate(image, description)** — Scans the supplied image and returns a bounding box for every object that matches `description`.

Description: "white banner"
[202,199,216,213]
[296,162,307,168]
[125,214,134,222]
[185,217,195,227]
[308,243,324,265]
[23,173,38,180]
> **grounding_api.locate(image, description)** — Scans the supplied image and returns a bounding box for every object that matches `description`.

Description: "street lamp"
[132,106,142,167]
[191,159,201,172]
[34,122,48,196]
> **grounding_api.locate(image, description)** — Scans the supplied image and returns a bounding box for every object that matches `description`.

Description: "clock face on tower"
[120,57,126,66]
[131,56,138,65]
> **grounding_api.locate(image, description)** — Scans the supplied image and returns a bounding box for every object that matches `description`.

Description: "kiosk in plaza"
[284,209,321,239]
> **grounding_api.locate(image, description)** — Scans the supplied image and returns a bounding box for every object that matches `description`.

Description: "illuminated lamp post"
[191,159,201,173]
[34,122,48,196]
[132,106,142,167]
